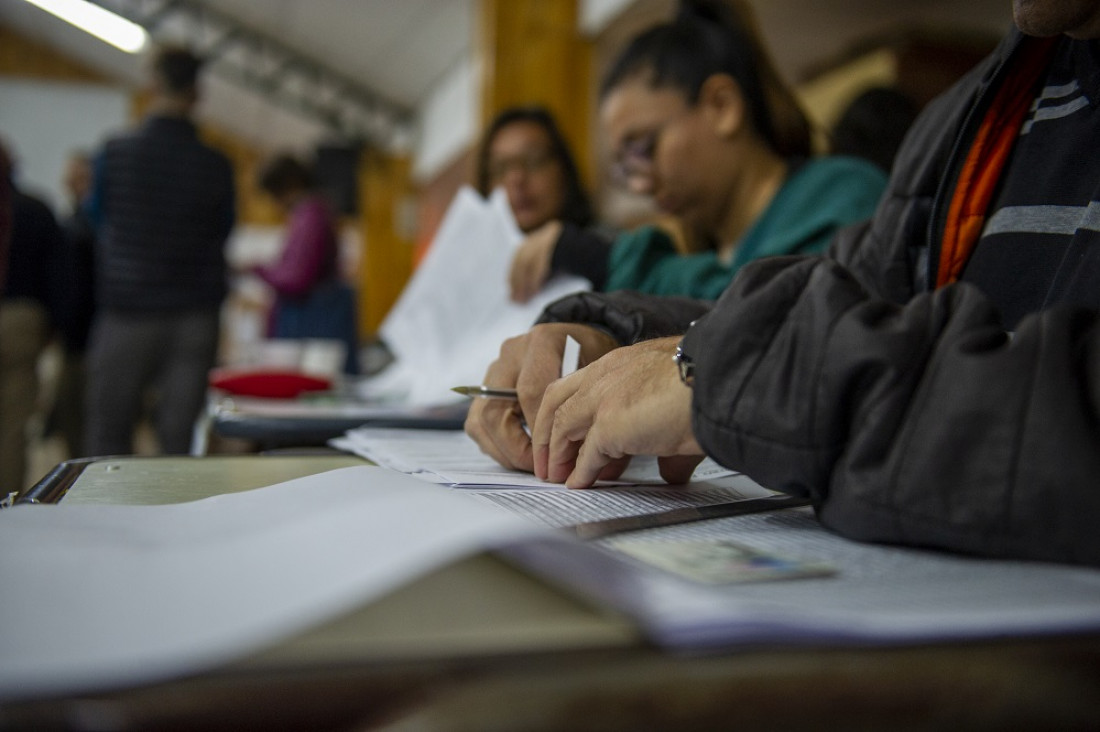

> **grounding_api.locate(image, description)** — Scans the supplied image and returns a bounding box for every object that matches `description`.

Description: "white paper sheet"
[465,474,778,527]
[331,428,776,529]
[561,335,581,377]
[506,508,1100,649]
[367,187,591,406]
[335,427,738,488]
[0,467,551,702]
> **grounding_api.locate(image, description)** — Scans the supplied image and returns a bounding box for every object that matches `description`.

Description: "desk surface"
[7,456,1100,731]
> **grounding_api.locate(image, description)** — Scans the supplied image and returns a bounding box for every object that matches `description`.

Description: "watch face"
[675,345,694,387]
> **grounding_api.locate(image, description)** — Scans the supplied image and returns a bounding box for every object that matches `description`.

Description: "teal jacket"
[604,156,886,299]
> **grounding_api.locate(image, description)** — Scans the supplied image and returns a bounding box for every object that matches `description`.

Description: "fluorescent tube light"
[23,0,148,54]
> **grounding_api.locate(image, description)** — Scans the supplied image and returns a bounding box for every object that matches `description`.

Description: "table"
[200,395,468,452]
[6,456,1100,730]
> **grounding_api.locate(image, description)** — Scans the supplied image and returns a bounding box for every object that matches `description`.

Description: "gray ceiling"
[0,0,1012,152]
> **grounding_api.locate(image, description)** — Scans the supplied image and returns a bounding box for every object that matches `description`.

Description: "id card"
[611,538,836,585]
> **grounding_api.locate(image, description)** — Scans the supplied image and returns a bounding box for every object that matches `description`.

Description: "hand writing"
[531,336,704,488]
[464,323,619,472]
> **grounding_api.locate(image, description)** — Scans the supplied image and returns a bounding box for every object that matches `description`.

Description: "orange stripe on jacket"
[937,36,1059,288]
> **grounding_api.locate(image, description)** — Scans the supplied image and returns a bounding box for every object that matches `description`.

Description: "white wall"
[412,55,480,183]
[411,0,634,184]
[0,77,129,212]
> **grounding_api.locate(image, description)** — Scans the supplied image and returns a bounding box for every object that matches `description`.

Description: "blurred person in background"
[475,105,596,236]
[252,153,360,375]
[0,140,64,491]
[0,140,10,294]
[84,46,235,456]
[506,0,887,303]
[43,150,98,458]
[476,106,612,296]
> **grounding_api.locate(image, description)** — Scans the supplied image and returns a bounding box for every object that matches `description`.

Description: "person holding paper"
[476,106,596,238]
[506,0,887,304]
[467,0,1100,568]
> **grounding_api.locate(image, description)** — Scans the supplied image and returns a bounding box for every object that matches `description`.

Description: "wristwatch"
[673,342,694,387]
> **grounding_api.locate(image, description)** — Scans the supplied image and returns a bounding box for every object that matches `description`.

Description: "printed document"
[333,427,780,527]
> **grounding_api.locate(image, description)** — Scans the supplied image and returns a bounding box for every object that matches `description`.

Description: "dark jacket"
[3,188,65,325]
[541,29,1100,567]
[91,115,235,312]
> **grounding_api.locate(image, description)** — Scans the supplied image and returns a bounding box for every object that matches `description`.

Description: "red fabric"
[937,36,1059,288]
[209,368,332,398]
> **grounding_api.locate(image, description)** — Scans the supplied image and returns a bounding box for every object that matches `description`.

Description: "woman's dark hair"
[258,154,315,198]
[475,106,595,228]
[831,86,919,173]
[600,0,812,159]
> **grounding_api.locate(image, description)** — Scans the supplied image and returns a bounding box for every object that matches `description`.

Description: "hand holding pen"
[460,325,619,474]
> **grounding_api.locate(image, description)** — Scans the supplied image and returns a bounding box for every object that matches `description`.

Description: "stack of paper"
[335,426,786,528]
[364,187,591,406]
[507,509,1100,649]
[5,465,1100,706]
[0,467,551,701]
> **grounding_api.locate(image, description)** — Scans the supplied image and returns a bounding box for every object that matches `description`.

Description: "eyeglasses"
[488,149,556,184]
[611,131,658,188]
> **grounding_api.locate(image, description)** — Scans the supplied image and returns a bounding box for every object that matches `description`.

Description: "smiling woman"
[506,0,888,303]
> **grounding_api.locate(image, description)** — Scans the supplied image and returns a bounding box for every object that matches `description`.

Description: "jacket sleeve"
[682,255,1100,567]
[538,290,712,346]
[550,223,612,290]
[826,39,1006,303]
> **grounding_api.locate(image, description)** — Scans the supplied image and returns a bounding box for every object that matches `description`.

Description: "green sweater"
[604,156,887,299]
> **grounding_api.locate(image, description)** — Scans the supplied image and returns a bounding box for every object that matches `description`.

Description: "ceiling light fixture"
[22,0,148,54]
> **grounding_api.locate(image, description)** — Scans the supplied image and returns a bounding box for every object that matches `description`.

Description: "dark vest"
[96,115,234,312]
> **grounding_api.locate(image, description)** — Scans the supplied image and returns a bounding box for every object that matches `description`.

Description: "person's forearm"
[685,256,1100,567]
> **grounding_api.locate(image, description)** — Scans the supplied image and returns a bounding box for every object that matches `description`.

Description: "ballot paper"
[0,467,551,702]
[335,427,739,488]
[364,187,591,406]
[332,426,785,529]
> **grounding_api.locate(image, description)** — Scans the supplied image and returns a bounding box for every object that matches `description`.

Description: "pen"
[451,385,520,400]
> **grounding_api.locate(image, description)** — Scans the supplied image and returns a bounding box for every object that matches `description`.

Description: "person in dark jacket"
[0,142,65,492]
[84,46,235,456]
[0,142,11,295]
[465,0,1100,568]
[47,151,98,458]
